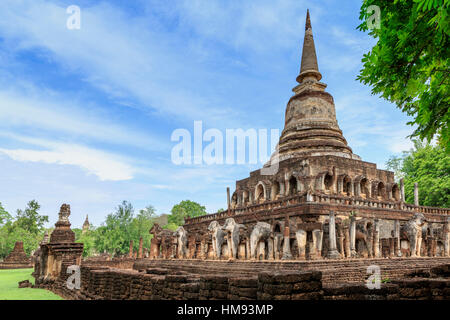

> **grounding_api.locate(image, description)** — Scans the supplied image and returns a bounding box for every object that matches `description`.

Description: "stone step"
[128,257,450,285]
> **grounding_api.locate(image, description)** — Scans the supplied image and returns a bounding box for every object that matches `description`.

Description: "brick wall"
[82,258,135,270]
[133,257,450,285]
[40,266,323,300]
[36,262,450,300]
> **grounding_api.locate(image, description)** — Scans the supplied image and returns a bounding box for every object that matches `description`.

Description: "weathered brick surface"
[35,260,450,300]
[133,257,450,285]
[0,241,32,269]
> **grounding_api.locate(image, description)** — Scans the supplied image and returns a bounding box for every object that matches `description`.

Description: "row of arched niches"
[231,168,400,208]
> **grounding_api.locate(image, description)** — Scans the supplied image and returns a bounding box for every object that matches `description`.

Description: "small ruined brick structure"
[33,204,83,285]
[82,215,90,234]
[0,241,32,269]
[148,10,450,262]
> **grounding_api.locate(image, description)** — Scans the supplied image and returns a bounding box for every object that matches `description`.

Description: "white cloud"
[174,0,318,51]
[0,87,166,151]
[0,139,135,181]
[0,0,241,126]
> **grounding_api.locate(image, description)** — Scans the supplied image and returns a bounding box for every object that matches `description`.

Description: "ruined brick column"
[426,233,433,257]
[400,179,405,202]
[394,220,402,257]
[138,237,143,259]
[389,238,395,257]
[349,215,357,257]
[414,183,419,206]
[284,173,289,196]
[312,229,323,259]
[432,239,437,257]
[200,234,208,260]
[343,225,350,258]
[327,211,340,259]
[279,182,285,197]
[337,225,344,257]
[282,215,293,260]
[129,240,134,258]
[267,236,275,260]
[296,229,306,260]
[373,219,380,258]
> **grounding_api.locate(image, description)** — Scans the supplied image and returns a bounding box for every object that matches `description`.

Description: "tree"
[130,205,157,251]
[0,200,48,258]
[0,200,47,258]
[14,200,48,234]
[167,200,207,226]
[386,139,449,207]
[94,201,135,256]
[163,222,179,231]
[74,227,97,258]
[357,0,449,150]
[0,202,12,226]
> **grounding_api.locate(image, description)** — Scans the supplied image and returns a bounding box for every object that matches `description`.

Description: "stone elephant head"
[412,212,426,227]
[208,221,226,259]
[221,218,247,259]
[249,221,272,260]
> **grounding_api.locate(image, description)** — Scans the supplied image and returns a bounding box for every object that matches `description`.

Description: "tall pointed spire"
[275,10,359,162]
[296,9,322,84]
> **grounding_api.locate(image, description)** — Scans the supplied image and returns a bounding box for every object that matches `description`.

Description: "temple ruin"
[33,204,83,286]
[82,215,90,234]
[29,11,450,301]
[146,10,450,263]
[0,241,32,269]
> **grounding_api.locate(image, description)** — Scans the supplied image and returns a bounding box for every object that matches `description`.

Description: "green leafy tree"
[168,200,207,226]
[14,200,48,234]
[0,200,49,258]
[130,205,156,251]
[94,201,135,256]
[385,156,405,181]
[74,227,97,258]
[0,202,12,226]
[386,139,449,207]
[163,222,179,231]
[358,0,449,150]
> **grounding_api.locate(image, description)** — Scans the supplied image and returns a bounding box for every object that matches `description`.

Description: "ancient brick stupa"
[33,204,83,286]
[82,215,90,234]
[144,10,450,263]
[0,241,32,269]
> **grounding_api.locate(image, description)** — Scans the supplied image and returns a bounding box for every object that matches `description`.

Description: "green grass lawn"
[0,268,63,300]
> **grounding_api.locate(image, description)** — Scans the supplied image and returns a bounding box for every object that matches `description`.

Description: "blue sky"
[0,0,415,228]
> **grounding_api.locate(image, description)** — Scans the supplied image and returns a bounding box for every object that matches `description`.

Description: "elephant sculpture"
[221,218,247,259]
[173,226,188,259]
[208,221,226,259]
[149,223,173,259]
[401,212,426,257]
[355,219,374,257]
[249,221,272,260]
